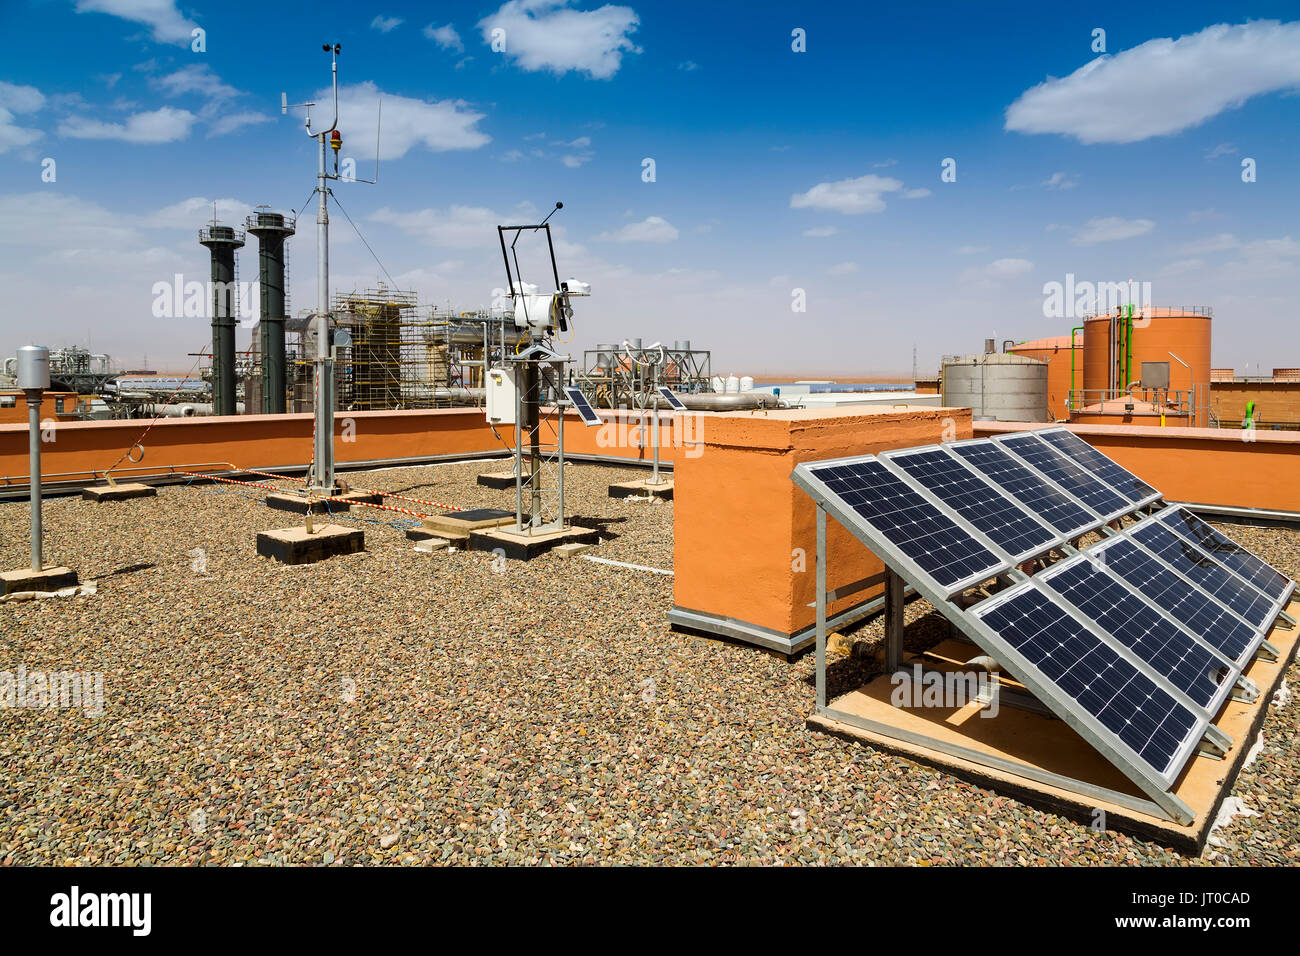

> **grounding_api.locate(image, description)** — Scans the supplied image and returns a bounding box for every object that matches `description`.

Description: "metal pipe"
[1069,325,1083,413]
[27,389,42,572]
[311,129,335,491]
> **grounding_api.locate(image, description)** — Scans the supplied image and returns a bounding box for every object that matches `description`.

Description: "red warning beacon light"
[329,130,342,152]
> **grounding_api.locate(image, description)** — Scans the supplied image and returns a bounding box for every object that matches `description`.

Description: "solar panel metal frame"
[879,444,1067,564]
[969,580,1206,791]
[798,454,1011,599]
[655,386,687,411]
[994,429,1161,524]
[562,386,602,427]
[1031,425,1162,504]
[1036,552,1242,721]
[1081,532,1267,669]
[1105,507,1292,650]
[943,436,1108,540]
[1157,505,1296,605]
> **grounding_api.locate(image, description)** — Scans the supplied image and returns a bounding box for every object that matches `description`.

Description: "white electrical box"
[485,367,517,425]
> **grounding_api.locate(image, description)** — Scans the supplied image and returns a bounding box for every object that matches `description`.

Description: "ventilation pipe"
[247,211,296,413]
[199,223,246,415]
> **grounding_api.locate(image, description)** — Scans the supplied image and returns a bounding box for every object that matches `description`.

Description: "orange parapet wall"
[669,405,972,654]
[975,421,1300,512]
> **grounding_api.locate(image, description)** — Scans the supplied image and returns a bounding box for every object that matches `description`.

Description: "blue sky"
[1,0,1298,377]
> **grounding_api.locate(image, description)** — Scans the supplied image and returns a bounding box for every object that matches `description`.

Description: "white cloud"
[597,216,679,243]
[153,64,238,101]
[0,82,45,153]
[825,261,859,276]
[790,174,904,214]
[1177,233,1240,255]
[1073,216,1155,244]
[206,112,272,136]
[425,23,464,51]
[802,226,837,238]
[371,15,403,33]
[678,60,699,71]
[1158,258,1206,277]
[1006,21,1300,144]
[75,0,199,46]
[960,258,1034,283]
[478,0,641,80]
[371,204,504,248]
[903,188,931,199]
[1205,142,1238,160]
[561,153,590,167]
[1042,171,1078,190]
[59,106,196,144]
[144,196,255,230]
[330,82,489,159]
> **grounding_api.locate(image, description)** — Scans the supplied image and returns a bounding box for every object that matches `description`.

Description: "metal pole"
[885,568,904,672]
[26,390,42,572]
[312,130,335,492]
[816,505,826,711]
[556,363,565,529]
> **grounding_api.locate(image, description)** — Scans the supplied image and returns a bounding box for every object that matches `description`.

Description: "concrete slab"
[468,524,599,561]
[82,483,156,503]
[407,527,468,545]
[413,537,450,553]
[609,478,674,500]
[256,524,364,565]
[265,491,382,515]
[553,542,593,557]
[807,603,1300,854]
[1,566,79,596]
[422,507,514,536]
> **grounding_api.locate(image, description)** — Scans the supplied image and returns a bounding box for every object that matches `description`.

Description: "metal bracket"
[1257,640,1280,663]
[1232,675,1260,704]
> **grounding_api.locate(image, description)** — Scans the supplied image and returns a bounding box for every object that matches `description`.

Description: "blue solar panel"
[1158,508,1292,601]
[999,432,1132,518]
[1091,538,1259,665]
[949,440,1095,537]
[889,449,1056,559]
[656,386,687,411]
[1041,559,1232,710]
[1036,429,1159,504]
[1129,518,1277,629]
[563,386,601,427]
[976,585,1200,779]
[809,459,1003,590]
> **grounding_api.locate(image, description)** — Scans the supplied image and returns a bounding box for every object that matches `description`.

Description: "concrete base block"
[265,491,382,515]
[256,524,364,565]
[477,471,530,490]
[422,508,514,536]
[82,483,157,503]
[1,566,79,596]
[608,478,674,500]
[553,542,593,558]
[407,527,468,546]
[413,537,450,553]
[468,525,599,561]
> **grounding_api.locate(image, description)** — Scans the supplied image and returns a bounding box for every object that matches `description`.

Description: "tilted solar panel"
[1089,537,1259,666]
[1036,428,1159,504]
[1158,507,1293,602]
[998,432,1133,519]
[655,386,687,411]
[563,386,602,427]
[1039,557,1235,712]
[1128,518,1278,629]
[887,448,1056,560]
[807,458,1004,592]
[948,440,1097,538]
[973,583,1202,782]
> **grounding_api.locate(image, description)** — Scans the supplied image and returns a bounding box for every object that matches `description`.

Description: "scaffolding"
[285,286,529,413]
[572,340,712,409]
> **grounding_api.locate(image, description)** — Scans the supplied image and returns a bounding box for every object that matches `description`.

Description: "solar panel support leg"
[1201,725,1232,755]
[1275,610,1295,630]
[885,568,904,672]
[1256,640,1279,663]
[1231,676,1260,704]
[815,505,827,711]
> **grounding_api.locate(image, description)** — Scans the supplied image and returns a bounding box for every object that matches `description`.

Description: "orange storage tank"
[1082,307,1212,427]
[1008,332,1080,420]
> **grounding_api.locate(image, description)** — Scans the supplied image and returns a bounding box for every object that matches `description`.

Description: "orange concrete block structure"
[669,405,972,654]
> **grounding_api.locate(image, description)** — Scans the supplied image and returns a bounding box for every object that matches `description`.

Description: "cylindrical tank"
[942,352,1049,422]
[739,375,754,392]
[16,346,50,391]
[247,211,295,414]
[1007,332,1080,421]
[199,224,246,416]
[595,344,616,370]
[711,375,724,392]
[1082,307,1211,426]
[724,375,740,394]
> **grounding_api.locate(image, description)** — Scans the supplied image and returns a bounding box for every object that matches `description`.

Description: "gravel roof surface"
[1,462,1296,865]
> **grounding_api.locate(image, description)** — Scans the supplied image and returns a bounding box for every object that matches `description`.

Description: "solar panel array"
[793,425,1295,800]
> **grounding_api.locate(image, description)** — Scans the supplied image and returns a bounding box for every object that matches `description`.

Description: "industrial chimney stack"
[198,223,246,415]
[246,211,296,413]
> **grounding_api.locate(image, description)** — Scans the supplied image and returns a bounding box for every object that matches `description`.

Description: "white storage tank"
[739,375,754,392]
[724,375,740,394]
[941,352,1050,423]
